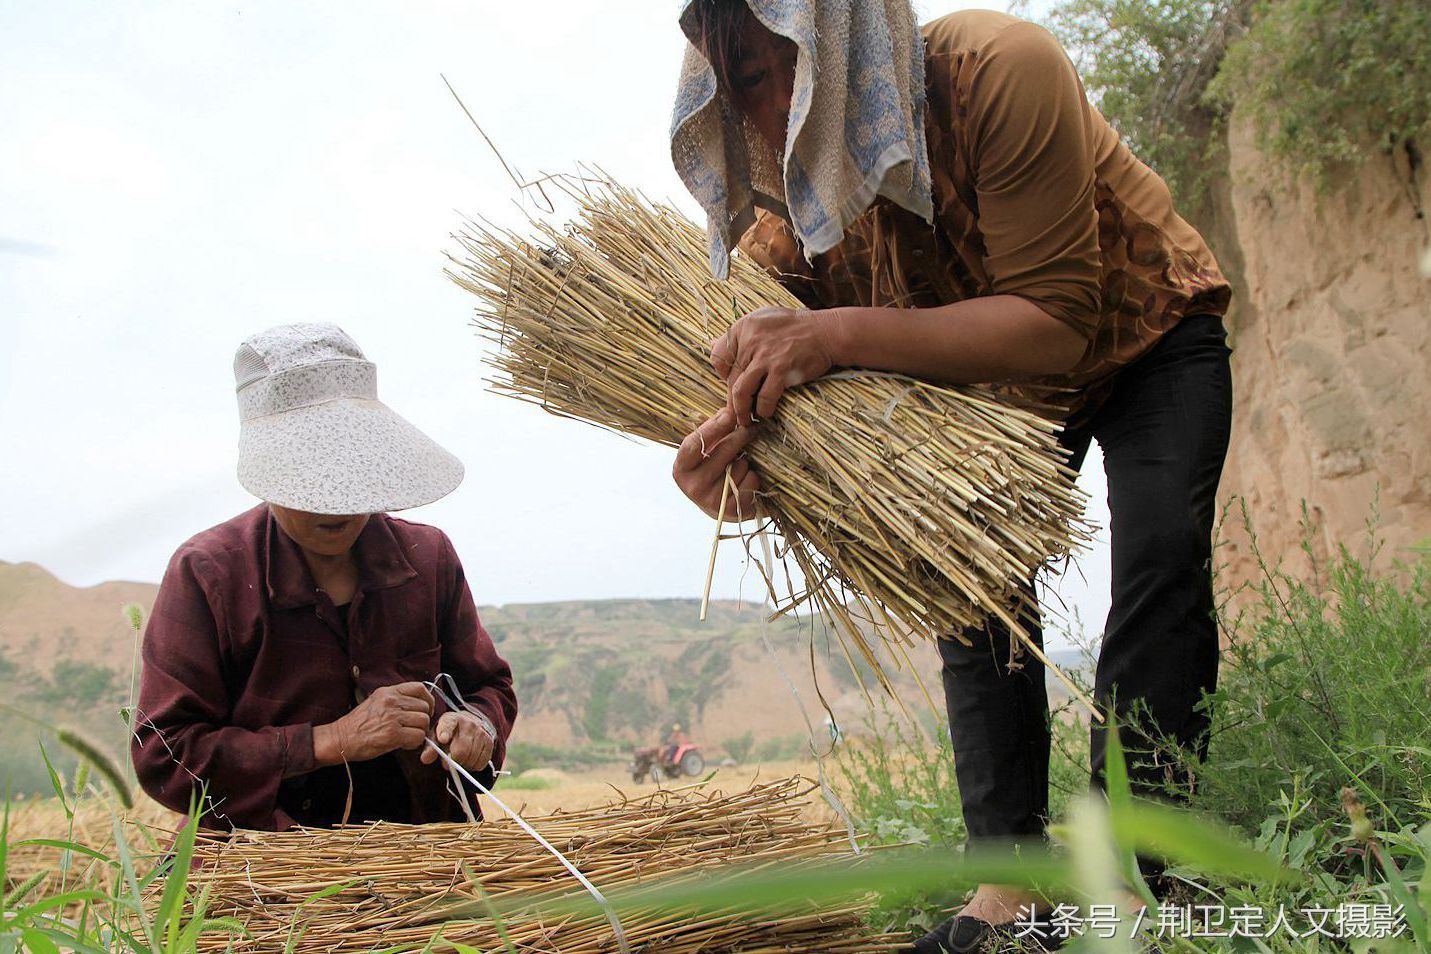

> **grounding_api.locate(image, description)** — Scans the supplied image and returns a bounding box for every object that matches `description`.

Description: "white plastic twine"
[426,673,482,824]
[423,674,632,954]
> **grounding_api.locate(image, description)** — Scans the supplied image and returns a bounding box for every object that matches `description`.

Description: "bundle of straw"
[5,799,172,905]
[447,176,1090,703]
[183,778,900,953]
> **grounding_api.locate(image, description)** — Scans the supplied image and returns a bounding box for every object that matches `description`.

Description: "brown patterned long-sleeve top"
[739,9,1231,421]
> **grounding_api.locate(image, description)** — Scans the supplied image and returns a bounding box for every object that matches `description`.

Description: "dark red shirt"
[131,505,517,830]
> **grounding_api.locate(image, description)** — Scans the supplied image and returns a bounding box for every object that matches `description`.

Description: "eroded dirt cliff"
[1208,112,1430,592]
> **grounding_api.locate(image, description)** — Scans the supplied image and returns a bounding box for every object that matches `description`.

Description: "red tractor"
[630,741,706,782]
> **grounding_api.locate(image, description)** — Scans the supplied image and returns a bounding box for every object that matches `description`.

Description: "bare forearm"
[822,296,1087,383]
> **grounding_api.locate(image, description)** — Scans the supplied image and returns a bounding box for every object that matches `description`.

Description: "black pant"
[939,313,1233,847]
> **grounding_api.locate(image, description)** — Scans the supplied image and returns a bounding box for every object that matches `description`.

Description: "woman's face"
[724,14,798,156]
[269,504,369,558]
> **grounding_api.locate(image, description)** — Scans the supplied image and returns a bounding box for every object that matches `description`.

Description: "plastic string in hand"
[421,673,632,954]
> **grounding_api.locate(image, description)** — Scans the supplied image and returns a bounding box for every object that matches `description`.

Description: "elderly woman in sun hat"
[132,323,517,831]
[668,1,1234,950]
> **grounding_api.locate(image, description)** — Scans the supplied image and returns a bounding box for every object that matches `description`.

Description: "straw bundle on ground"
[446,176,1089,699]
[5,798,172,903]
[182,778,901,952]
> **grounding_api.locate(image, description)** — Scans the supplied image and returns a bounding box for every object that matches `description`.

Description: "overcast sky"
[0,0,1105,650]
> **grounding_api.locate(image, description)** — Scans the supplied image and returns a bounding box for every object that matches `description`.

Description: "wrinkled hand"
[322,682,433,762]
[673,408,760,520]
[710,306,837,425]
[420,710,496,772]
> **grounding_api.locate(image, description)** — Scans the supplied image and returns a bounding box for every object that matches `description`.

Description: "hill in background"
[0,559,1091,790]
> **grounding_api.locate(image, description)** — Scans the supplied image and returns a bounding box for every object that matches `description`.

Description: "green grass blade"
[0,798,10,899]
[298,881,357,904]
[23,929,110,954]
[19,928,61,954]
[177,896,240,951]
[1416,824,1431,899]
[486,847,1073,921]
[1112,801,1295,883]
[9,889,109,920]
[106,924,155,954]
[416,925,444,954]
[1064,797,1138,953]
[1100,720,1155,908]
[110,816,156,948]
[462,864,518,954]
[157,809,200,953]
[179,881,215,945]
[1372,844,1428,947]
[12,839,115,865]
[37,744,71,821]
[57,730,133,811]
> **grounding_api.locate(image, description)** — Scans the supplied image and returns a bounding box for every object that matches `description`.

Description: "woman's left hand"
[421,710,496,772]
[710,306,840,425]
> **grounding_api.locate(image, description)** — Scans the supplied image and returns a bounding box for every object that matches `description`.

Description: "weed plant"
[828,511,1431,949]
[1197,513,1430,837]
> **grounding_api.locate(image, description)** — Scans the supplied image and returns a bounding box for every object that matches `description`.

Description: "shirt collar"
[264,509,419,609]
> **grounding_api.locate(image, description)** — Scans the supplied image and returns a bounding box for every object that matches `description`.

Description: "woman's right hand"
[314,682,433,765]
[672,408,761,520]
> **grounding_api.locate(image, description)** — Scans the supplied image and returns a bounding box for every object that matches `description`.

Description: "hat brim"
[238,399,464,514]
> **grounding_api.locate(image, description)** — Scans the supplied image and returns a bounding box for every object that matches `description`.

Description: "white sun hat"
[234,323,464,514]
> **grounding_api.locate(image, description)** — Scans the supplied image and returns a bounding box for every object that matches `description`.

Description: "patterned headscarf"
[670,0,933,279]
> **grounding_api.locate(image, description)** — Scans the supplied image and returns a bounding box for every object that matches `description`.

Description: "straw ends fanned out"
[182,778,903,953]
[446,175,1094,712]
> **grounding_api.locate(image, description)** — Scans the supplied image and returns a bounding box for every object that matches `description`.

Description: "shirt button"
[351,665,360,679]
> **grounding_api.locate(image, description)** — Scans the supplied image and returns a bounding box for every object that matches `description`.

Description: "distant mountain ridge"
[0,560,155,672]
[0,560,1089,762]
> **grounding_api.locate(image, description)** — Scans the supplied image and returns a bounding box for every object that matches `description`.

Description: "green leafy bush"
[830,511,1431,945]
[31,659,119,707]
[834,713,967,934]
[1037,0,1431,205]
[753,734,807,762]
[837,715,964,851]
[1210,0,1431,183]
[1196,522,1431,837]
[722,731,755,763]
[500,772,557,792]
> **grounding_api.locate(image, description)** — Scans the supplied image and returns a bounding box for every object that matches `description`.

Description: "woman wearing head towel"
[669,2,1232,950]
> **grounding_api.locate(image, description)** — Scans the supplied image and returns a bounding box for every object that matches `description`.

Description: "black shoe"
[911,913,1063,953]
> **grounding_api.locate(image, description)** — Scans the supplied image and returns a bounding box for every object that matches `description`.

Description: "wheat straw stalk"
[446,175,1094,711]
[178,778,903,953]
